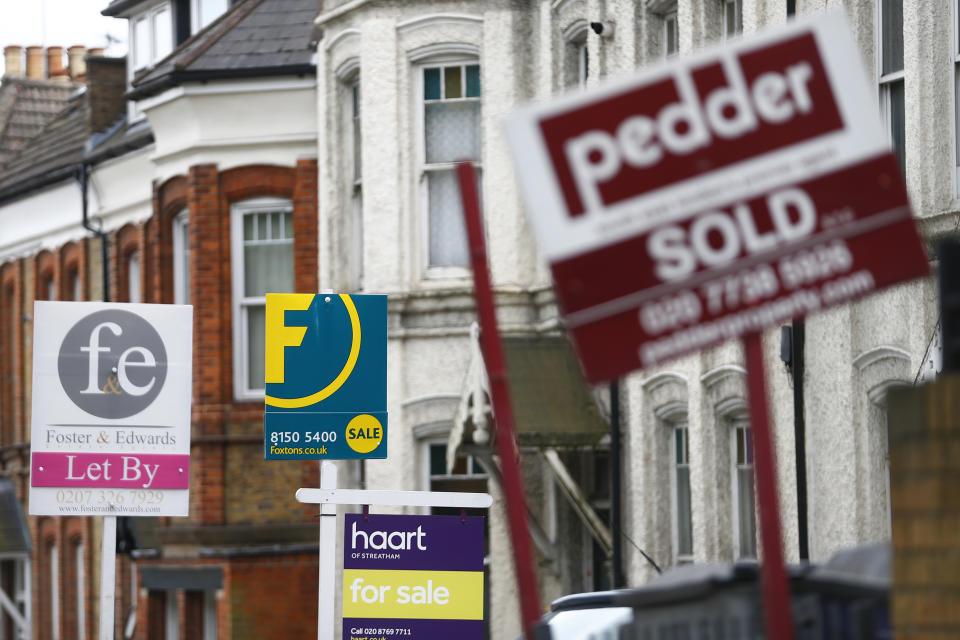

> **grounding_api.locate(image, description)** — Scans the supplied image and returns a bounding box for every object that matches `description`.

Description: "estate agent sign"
[342,513,485,640]
[29,302,193,517]
[264,293,387,460]
[503,12,929,383]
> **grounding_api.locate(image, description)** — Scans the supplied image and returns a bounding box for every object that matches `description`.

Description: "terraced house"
[0,1,954,639]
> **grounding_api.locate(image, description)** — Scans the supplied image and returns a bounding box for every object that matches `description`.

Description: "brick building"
[0,1,322,638]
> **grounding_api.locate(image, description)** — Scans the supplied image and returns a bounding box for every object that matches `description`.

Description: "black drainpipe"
[781,320,808,561]
[79,163,109,303]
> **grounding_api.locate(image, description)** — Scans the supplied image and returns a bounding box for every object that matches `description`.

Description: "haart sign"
[29,302,193,517]
[342,514,485,640]
[503,12,929,382]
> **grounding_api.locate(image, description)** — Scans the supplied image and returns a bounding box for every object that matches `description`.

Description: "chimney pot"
[50,68,71,84]
[25,46,44,80]
[67,46,87,81]
[46,46,65,79]
[87,47,105,58]
[3,45,23,78]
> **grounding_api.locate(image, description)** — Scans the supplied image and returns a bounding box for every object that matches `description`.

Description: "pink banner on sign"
[31,452,190,489]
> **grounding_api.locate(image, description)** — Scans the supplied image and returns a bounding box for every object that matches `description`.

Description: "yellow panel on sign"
[342,569,483,620]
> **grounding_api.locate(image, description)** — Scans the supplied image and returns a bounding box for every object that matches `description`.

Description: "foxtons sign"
[342,514,485,640]
[263,293,387,460]
[30,302,193,517]
[503,12,929,382]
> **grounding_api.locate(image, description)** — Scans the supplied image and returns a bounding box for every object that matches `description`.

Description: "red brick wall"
[226,552,318,640]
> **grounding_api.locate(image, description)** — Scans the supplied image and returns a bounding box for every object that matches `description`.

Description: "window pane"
[284,212,293,239]
[271,213,281,240]
[244,213,254,241]
[676,466,693,557]
[46,277,55,301]
[70,271,80,302]
[429,443,447,476]
[128,252,141,303]
[198,0,228,30]
[890,79,905,174]
[881,0,904,75]
[425,101,481,164]
[737,468,757,557]
[244,241,293,296]
[444,66,462,99]
[427,169,470,267]
[465,65,481,97]
[424,68,441,100]
[134,17,151,69]
[247,304,266,391]
[666,16,678,56]
[154,7,173,61]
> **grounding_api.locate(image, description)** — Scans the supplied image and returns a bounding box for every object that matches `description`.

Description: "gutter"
[126,65,316,102]
[78,163,110,303]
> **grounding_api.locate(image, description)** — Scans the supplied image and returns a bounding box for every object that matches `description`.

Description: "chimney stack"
[86,56,127,134]
[67,46,87,81]
[3,46,23,78]
[25,46,44,79]
[46,46,65,79]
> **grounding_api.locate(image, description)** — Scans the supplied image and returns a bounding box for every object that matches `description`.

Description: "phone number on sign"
[349,628,411,638]
[56,489,164,505]
[269,430,337,445]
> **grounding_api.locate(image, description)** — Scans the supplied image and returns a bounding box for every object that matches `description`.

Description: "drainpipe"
[78,163,109,303]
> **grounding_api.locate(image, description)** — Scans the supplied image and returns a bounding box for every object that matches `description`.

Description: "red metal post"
[456,162,543,637]
[743,332,795,640]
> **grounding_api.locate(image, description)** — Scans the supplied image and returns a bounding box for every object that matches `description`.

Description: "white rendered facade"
[316,2,952,637]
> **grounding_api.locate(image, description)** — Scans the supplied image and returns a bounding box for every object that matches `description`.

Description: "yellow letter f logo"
[265,293,313,384]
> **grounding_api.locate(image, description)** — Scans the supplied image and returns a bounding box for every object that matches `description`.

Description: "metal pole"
[317,462,338,640]
[743,333,794,640]
[99,515,116,640]
[609,380,623,588]
[457,162,542,637]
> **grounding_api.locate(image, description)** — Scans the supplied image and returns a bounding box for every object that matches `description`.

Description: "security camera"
[590,21,615,38]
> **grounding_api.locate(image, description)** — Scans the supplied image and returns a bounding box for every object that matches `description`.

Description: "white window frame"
[127,251,141,304]
[74,542,84,640]
[165,589,178,640]
[127,1,173,122]
[664,11,679,58]
[173,209,190,305]
[730,420,756,559]
[347,75,364,290]
[417,56,482,280]
[191,0,229,35]
[953,0,960,193]
[230,197,295,401]
[670,421,693,564]
[876,0,905,171]
[203,590,218,640]
[50,541,60,640]
[722,0,742,41]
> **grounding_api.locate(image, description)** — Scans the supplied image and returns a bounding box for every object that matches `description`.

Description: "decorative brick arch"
[112,223,143,303]
[35,249,56,301]
[59,240,85,301]
[0,260,21,446]
[220,164,296,203]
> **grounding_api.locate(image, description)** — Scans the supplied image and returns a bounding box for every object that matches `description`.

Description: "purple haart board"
[342,513,485,640]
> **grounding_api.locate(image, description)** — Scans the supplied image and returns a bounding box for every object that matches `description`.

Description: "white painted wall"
[0,182,87,260]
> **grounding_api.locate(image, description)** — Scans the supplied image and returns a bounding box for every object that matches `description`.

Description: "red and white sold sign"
[504,12,929,383]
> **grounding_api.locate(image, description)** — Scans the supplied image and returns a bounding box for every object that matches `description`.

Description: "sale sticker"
[503,11,928,382]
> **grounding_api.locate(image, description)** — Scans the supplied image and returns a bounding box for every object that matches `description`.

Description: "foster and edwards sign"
[503,12,929,383]
[29,302,193,517]
[264,293,387,460]
[342,514,485,640]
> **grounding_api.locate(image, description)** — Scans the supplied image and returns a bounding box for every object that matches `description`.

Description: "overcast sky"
[0,0,127,74]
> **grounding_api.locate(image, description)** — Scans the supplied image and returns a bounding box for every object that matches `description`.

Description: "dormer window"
[193,0,229,33]
[131,2,173,71]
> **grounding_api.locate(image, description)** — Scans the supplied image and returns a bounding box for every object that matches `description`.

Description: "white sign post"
[28,302,193,640]
[297,462,493,640]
